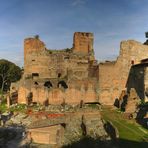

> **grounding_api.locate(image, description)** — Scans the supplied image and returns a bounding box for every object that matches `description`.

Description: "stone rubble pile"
[63,111,111,146]
[125,88,141,118]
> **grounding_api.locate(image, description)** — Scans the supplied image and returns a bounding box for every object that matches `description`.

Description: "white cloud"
[71,0,86,6]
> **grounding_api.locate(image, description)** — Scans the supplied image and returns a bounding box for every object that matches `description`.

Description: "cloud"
[71,0,86,6]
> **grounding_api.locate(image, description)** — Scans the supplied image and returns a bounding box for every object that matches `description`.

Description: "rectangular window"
[32,73,39,77]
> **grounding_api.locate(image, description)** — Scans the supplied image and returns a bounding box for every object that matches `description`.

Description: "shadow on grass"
[136,104,148,129]
[62,136,148,148]
[0,126,25,147]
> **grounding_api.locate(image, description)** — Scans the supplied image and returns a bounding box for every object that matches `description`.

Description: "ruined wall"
[126,64,145,100]
[73,32,94,55]
[27,111,111,146]
[24,33,95,79]
[28,125,64,145]
[16,32,98,105]
[18,80,97,105]
[99,40,148,105]
[14,32,148,106]
[98,62,120,105]
[126,62,148,102]
[144,66,148,102]
[24,38,46,69]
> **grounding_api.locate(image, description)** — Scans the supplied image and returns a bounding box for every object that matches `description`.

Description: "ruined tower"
[11,32,98,105]
[73,32,94,54]
[24,36,46,69]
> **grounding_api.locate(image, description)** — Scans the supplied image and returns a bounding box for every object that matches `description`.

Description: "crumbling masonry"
[11,32,148,105]
[11,32,98,105]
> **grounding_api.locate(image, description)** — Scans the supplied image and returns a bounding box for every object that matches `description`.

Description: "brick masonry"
[10,34,148,106]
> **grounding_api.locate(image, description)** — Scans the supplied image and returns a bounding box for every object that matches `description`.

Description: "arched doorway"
[58,81,68,89]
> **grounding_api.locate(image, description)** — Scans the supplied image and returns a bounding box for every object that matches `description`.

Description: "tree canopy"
[0,59,22,92]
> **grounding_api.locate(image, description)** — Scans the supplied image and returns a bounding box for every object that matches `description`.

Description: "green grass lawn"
[0,102,7,113]
[0,102,27,113]
[101,106,148,148]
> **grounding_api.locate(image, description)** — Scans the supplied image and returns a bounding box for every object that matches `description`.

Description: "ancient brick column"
[73,32,94,54]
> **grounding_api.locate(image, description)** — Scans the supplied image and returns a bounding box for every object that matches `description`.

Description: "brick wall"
[98,40,148,105]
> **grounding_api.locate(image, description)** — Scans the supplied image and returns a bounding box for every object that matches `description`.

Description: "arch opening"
[44,81,53,88]
[34,82,38,85]
[58,81,68,89]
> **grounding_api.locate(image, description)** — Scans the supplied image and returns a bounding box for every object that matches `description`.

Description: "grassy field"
[0,101,7,113]
[101,106,148,148]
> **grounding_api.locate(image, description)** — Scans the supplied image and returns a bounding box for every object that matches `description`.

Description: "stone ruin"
[117,88,141,118]
[125,88,140,116]
[10,32,98,106]
[6,32,148,146]
[99,40,148,105]
[26,111,117,147]
[10,32,148,106]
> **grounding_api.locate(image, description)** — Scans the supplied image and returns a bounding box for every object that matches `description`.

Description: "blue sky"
[0,0,148,66]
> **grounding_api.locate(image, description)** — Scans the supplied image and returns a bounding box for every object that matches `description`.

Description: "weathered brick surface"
[73,32,94,54]
[28,125,64,145]
[27,111,111,146]
[10,33,148,106]
[125,88,140,114]
[15,32,98,105]
[99,40,148,105]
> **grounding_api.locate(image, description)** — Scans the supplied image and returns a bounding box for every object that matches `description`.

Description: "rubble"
[125,88,141,118]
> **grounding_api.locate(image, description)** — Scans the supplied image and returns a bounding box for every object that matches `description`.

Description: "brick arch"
[58,81,68,89]
[44,81,53,88]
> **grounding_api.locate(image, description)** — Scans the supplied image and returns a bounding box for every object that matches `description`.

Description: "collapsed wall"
[10,32,148,106]
[99,40,148,105]
[27,111,112,146]
[126,59,148,102]
[12,32,99,105]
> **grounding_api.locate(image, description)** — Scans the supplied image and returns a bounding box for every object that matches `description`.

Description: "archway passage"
[58,81,68,89]
[32,73,39,77]
[44,81,53,88]
[27,92,33,105]
[58,73,61,78]
[34,82,38,85]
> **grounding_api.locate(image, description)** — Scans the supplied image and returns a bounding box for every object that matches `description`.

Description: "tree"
[0,59,22,92]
